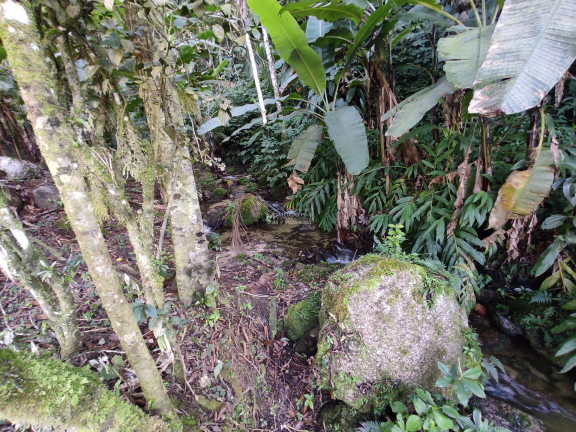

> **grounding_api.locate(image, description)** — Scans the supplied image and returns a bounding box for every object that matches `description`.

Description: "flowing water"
[481,335,576,432]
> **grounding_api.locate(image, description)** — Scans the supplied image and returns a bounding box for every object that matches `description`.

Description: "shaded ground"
[0,176,340,431]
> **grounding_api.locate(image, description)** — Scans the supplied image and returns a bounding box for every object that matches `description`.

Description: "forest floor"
[0,175,342,432]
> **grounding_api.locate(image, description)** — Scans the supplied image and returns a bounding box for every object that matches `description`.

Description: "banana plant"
[385,0,576,135]
[244,0,372,175]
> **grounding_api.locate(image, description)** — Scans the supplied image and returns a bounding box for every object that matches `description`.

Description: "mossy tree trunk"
[131,4,216,306]
[0,349,171,432]
[0,1,176,419]
[0,187,79,358]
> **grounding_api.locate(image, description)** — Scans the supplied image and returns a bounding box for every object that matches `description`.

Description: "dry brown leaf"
[287,170,304,193]
[482,228,506,248]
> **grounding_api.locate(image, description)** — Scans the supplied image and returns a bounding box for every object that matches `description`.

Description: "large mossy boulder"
[316,255,469,411]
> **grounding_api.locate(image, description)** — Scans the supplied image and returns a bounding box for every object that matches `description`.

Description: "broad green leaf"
[391,401,408,414]
[400,4,454,26]
[413,397,428,415]
[438,25,494,89]
[435,376,454,388]
[324,106,368,175]
[406,415,422,432]
[552,317,576,334]
[281,0,364,24]
[436,361,453,377]
[433,412,454,430]
[306,16,333,42]
[286,124,323,172]
[384,76,456,137]
[441,405,460,419]
[533,237,566,277]
[462,378,486,398]
[488,147,555,231]
[560,354,576,373]
[556,337,576,356]
[461,366,482,380]
[542,214,568,230]
[469,0,576,116]
[247,0,326,96]
[455,381,470,406]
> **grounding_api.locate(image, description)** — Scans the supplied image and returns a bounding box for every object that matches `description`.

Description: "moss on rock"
[316,255,469,412]
[284,291,321,341]
[224,194,268,226]
[210,188,228,202]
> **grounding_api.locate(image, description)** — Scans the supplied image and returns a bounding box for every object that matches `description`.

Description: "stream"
[481,334,576,432]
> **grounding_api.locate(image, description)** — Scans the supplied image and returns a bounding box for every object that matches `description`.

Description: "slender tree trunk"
[262,28,282,113]
[132,5,216,306]
[0,187,79,358]
[0,2,176,419]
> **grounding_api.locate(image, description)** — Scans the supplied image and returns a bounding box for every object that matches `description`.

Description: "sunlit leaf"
[305,16,333,42]
[469,0,576,116]
[556,337,576,356]
[438,25,494,89]
[384,76,456,138]
[324,106,368,175]
[488,147,555,231]
[286,124,323,172]
[281,0,364,23]
[247,0,326,96]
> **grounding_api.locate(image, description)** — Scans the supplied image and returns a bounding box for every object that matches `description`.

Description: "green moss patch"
[284,291,321,340]
[224,194,268,227]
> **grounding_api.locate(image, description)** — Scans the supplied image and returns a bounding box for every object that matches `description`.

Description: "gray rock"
[492,311,523,337]
[32,185,61,210]
[316,255,469,411]
[0,157,43,180]
[471,396,545,432]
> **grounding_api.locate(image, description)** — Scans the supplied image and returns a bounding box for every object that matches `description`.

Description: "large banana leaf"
[438,25,494,89]
[488,147,555,231]
[324,106,368,175]
[306,16,333,42]
[247,0,326,96]
[383,76,456,138]
[469,0,576,116]
[280,0,364,24]
[286,124,323,172]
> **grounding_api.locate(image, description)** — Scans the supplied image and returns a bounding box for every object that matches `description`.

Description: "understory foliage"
[357,355,509,432]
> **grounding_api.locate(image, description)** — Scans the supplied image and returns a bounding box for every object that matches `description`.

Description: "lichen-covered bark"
[0,349,170,432]
[132,6,216,306]
[0,2,176,419]
[0,187,79,358]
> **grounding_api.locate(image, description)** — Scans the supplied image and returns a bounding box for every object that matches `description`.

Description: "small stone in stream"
[493,310,523,337]
[298,223,316,232]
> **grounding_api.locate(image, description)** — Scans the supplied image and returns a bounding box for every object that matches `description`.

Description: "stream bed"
[477,326,576,431]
